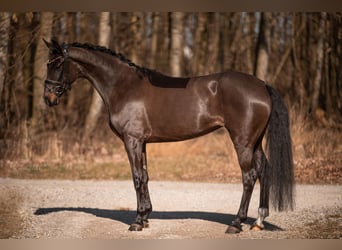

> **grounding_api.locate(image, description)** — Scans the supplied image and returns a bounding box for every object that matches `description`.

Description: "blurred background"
[0,12,341,183]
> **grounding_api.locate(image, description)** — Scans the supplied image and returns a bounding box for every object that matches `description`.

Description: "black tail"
[265,85,295,211]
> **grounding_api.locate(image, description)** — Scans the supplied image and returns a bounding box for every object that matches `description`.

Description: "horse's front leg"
[124,134,152,231]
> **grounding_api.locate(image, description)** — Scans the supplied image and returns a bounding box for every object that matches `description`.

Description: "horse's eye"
[55,86,64,96]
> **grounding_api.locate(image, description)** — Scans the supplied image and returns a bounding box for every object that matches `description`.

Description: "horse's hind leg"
[226,143,258,234]
[251,146,270,230]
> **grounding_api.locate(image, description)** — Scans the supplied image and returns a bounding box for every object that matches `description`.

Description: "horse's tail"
[265,85,295,211]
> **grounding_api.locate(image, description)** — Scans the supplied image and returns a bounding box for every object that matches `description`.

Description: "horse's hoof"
[128,223,143,231]
[250,223,264,231]
[226,225,241,234]
[143,220,149,228]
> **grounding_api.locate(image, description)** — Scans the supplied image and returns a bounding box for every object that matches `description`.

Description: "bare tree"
[0,12,11,104]
[192,13,207,75]
[254,12,270,81]
[222,13,243,71]
[243,13,256,74]
[311,12,326,115]
[31,12,54,126]
[84,12,111,137]
[0,12,11,135]
[130,12,142,65]
[170,12,185,76]
[205,13,220,75]
[149,12,160,69]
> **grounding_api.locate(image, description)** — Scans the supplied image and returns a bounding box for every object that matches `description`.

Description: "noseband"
[45,44,71,97]
[44,79,71,97]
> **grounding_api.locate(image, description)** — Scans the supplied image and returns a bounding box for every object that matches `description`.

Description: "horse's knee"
[133,173,142,190]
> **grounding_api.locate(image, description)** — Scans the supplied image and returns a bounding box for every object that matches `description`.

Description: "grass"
[290,111,342,184]
[2,162,131,180]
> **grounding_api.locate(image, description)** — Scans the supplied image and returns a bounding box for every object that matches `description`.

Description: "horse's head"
[43,39,78,106]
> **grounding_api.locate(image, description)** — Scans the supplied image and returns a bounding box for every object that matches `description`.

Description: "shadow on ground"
[34,207,282,231]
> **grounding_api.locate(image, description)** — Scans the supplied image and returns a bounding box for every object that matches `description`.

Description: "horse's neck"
[71,48,123,104]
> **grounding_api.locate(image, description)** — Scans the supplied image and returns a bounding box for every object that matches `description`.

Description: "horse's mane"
[69,42,150,78]
[68,42,190,87]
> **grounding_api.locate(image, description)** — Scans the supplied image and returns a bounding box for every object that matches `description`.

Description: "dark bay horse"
[43,39,294,234]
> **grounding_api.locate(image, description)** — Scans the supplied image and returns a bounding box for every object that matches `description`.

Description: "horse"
[43,39,295,234]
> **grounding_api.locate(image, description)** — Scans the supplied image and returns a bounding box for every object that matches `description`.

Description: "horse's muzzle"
[44,94,59,107]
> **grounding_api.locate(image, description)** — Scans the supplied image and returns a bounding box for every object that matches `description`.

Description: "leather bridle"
[44,44,71,97]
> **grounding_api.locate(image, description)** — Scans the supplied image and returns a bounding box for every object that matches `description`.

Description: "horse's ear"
[43,38,63,55]
[43,38,52,49]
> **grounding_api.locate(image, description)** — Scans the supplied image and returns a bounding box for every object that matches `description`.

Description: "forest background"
[0,12,341,184]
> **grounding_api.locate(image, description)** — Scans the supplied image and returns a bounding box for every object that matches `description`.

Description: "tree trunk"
[130,12,142,65]
[0,12,11,134]
[205,13,220,75]
[0,12,11,105]
[84,12,111,137]
[311,12,326,115]
[244,13,255,75]
[170,12,184,76]
[22,13,39,121]
[290,13,306,109]
[254,12,270,81]
[191,13,206,75]
[224,13,242,70]
[31,12,54,126]
[149,12,160,69]
[161,13,171,74]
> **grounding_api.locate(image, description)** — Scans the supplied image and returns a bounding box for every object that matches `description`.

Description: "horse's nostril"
[54,98,59,105]
[44,96,51,106]
[44,96,58,107]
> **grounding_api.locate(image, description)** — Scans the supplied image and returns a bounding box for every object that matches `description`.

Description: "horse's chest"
[109,101,152,139]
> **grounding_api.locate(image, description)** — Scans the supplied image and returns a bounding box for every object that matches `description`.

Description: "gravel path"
[1,178,341,239]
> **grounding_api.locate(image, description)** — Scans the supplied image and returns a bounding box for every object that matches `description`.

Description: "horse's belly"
[147,105,224,142]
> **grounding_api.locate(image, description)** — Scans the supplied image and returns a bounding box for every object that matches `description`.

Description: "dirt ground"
[1,178,341,239]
